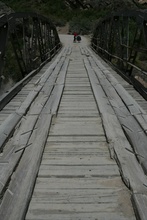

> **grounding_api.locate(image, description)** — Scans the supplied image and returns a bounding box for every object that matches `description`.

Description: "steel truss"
[91,10,147,100]
[0,12,61,83]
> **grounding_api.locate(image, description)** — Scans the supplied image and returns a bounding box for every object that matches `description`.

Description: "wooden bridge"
[0,33,147,220]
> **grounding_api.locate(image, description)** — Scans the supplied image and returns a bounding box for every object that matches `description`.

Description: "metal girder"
[126,25,143,76]
[0,12,61,82]
[91,9,147,100]
[0,15,8,82]
[10,31,27,78]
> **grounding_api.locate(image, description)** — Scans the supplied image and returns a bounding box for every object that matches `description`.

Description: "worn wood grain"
[132,193,147,220]
[26,44,136,220]
[85,56,147,193]
[1,41,146,220]
[0,48,70,220]
[0,112,52,220]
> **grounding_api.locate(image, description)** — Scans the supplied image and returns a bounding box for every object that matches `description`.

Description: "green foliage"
[4,0,108,32]
[4,0,70,24]
[69,9,108,34]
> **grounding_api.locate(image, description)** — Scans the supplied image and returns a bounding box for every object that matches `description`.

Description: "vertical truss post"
[143,20,147,45]
[10,29,27,78]
[34,17,46,62]
[93,26,99,53]
[107,18,113,62]
[0,15,8,81]
[101,22,106,56]
[31,17,39,69]
[121,16,130,67]
[126,18,143,76]
[46,23,53,59]
[95,27,100,53]
[23,17,32,73]
[42,22,48,60]
[114,16,123,68]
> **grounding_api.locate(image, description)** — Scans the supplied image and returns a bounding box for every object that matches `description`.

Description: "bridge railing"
[0,12,61,84]
[91,10,147,99]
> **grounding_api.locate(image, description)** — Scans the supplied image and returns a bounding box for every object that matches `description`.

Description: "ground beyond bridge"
[0,34,147,220]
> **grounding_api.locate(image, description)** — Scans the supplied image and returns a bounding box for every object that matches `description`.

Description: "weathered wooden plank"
[85,56,147,193]
[92,67,130,117]
[0,50,70,219]
[0,112,52,220]
[13,115,38,152]
[26,213,135,220]
[45,141,108,149]
[0,45,65,122]
[31,189,120,203]
[57,112,99,117]
[132,193,147,220]
[0,69,38,111]
[38,164,119,177]
[35,176,122,189]
[25,44,137,220]
[0,51,68,152]
[28,57,66,115]
[84,58,114,115]
[41,156,116,165]
[34,47,67,85]
[0,52,70,219]
[49,118,103,136]
[112,83,145,115]
[50,85,64,115]
[64,86,91,91]
[63,90,92,95]
[43,148,109,157]
[0,115,38,195]
[88,47,147,111]
[47,135,106,142]
[56,58,69,85]
[118,115,147,162]
[88,57,147,176]
[26,203,120,213]
[0,84,43,152]
[0,151,22,196]
[84,49,147,220]
[16,85,42,115]
[59,103,97,109]
[41,58,69,115]
[1,43,142,220]
[134,114,147,134]
[28,95,50,115]
[0,113,22,151]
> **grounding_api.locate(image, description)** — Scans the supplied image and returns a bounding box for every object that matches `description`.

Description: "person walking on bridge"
[73,32,77,42]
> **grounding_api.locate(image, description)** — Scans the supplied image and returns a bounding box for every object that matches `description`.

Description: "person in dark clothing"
[77,35,81,43]
[73,32,77,42]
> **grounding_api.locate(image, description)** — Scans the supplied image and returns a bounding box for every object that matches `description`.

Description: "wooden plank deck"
[0,35,147,220]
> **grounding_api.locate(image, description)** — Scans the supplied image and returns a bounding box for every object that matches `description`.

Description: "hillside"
[2,0,142,19]
[2,0,145,35]
[1,0,147,34]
